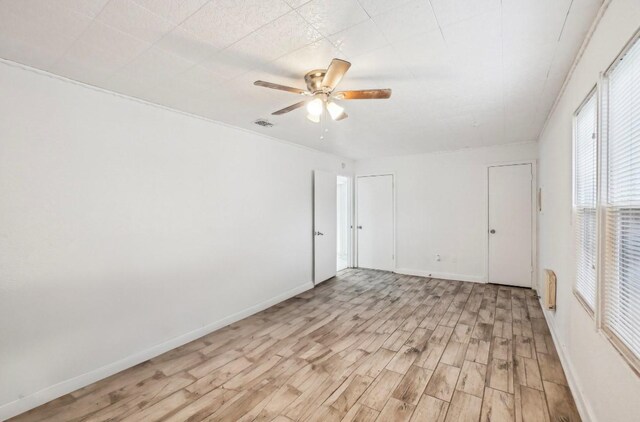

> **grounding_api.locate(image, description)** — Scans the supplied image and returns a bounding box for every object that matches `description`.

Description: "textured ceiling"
[0,0,602,159]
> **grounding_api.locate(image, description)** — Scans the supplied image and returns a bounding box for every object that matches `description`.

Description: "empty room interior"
[2,0,640,421]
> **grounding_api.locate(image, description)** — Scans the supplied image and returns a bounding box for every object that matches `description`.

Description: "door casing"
[336,175,353,272]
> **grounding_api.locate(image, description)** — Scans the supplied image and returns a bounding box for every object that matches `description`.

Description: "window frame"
[598,28,640,375]
[572,86,599,318]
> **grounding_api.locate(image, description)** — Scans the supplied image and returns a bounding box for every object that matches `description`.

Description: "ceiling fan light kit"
[254,58,392,123]
[326,101,345,120]
[306,113,320,123]
[307,97,324,116]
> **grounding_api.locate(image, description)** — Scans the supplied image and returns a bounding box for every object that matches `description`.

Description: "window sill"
[573,289,595,319]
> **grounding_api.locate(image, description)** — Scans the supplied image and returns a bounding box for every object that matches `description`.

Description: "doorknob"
[315,231,324,236]
[357,226,363,229]
[490,229,496,234]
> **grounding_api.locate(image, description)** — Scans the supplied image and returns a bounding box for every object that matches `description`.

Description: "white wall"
[0,61,351,419]
[355,142,537,283]
[537,1,640,421]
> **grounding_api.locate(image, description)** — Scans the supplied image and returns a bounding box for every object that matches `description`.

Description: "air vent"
[254,119,274,127]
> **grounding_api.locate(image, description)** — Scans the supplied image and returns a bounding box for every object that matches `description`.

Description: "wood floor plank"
[415,326,453,370]
[386,345,421,374]
[341,403,379,422]
[440,340,469,367]
[455,361,487,398]
[491,336,513,362]
[391,365,433,405]
[327,374,374,416]
[543,381,581,422]
[356,347,396,378]
[533,333,550,354]
[377,397,416,422]
[383,330,414,352]
[444,390,483,422]
[410,394,448,422]
[119,389,195,421]
[86,372,196,422]
[514,356,543,391]
[480,387,515,422]
[465,338,491,365]
[210,381,281,422]
[424,363,461,402]
[487,358,515,394]
[452,323,473,343]
[537,353,568,386]
[404,327,432,351]
[515,335,535,359]
[360,369,404,411]
[164,387,241,422]
[253,385,302,422]
[8,270,581,422]
[472,322,494,342]
[518,385,551,422]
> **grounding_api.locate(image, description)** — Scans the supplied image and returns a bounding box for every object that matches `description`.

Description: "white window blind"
[603,34,640,365]
[574,92,598,310]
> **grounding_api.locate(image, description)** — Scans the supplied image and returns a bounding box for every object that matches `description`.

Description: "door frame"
[485,160,537,289]
[336,173,354,270]
[355,173,397,271]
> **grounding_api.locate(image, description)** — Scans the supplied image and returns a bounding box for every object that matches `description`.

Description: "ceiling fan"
[253,58,391,123]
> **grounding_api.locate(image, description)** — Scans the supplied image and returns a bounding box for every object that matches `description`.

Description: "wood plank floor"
[10,269,581,422]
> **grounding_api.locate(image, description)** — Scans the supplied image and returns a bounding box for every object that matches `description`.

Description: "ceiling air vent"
[253,119,274,127]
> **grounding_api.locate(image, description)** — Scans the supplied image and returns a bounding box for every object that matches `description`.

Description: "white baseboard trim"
[0,281,314,421]
[395,268,486,284]
[540,304,595,422]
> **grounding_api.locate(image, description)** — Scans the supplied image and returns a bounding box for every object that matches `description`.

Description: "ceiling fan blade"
[322,59,351,90]
[272,100,308,115]
[254,80,308,95]
[334,89,392,100]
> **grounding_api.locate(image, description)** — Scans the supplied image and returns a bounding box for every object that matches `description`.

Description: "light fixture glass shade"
[327,101,345,120]
[306,98,324,116]
[306,113,320,123]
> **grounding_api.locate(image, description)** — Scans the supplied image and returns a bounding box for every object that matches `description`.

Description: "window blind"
[603,34,640,365]
[574,92,598,310]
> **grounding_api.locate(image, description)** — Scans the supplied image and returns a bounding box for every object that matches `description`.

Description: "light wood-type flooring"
[11,269,580,421]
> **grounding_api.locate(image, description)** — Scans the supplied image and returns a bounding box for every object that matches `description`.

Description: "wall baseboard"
[395,268,486,284]
[0,281,314,421]
[540,303,595,422]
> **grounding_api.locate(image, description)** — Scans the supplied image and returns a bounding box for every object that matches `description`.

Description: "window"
[572,32,640,371]
[574,91,598,311]
[602,33,640,368]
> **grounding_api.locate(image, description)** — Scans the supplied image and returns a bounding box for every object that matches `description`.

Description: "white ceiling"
[0,0,603,159]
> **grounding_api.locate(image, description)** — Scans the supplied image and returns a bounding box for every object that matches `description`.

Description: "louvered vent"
[254,119,274,127]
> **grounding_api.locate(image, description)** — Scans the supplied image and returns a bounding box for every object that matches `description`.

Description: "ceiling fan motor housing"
[304,69,329,93]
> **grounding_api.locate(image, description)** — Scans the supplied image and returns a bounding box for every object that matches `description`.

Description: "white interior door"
[314,170,337,284]
[357,175,394,271]
[488,164,533,287]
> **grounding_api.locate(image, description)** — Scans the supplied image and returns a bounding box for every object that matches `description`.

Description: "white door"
[488,164,533,287]
[314,170,337,284]
[357,175,394,271]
